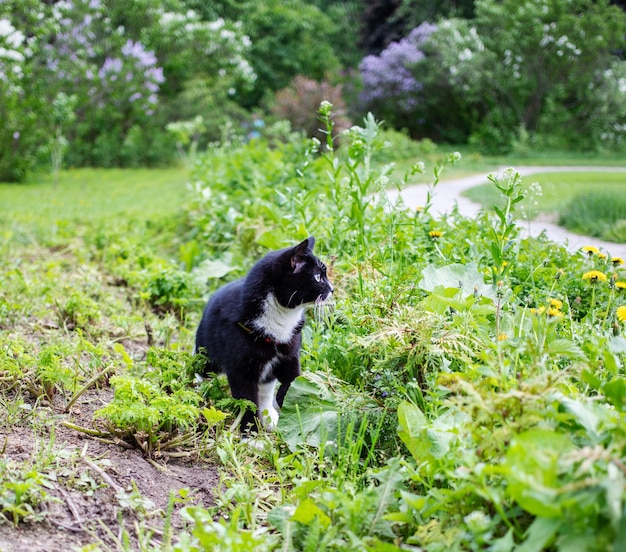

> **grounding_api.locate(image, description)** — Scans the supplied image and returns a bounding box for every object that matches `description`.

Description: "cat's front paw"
[261,406,279,431]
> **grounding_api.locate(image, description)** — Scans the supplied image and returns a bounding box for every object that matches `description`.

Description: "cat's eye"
[313,273,322,282]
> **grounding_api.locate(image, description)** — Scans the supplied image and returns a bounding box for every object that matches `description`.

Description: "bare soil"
[0,388,220,552]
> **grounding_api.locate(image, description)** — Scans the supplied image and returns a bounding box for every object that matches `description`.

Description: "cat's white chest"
[252,292,304,343]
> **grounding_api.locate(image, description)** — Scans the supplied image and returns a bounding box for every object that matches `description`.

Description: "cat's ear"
[290,237,315,273]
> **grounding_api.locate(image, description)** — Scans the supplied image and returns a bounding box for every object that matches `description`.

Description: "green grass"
[455,146,626,168]
[3,134,626,550]
[392,147,626,185]
[0,166,190,225]
[462,171,626,215]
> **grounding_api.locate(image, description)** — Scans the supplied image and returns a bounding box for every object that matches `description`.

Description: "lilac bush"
[0,1,57,181]
[358,22,436,130]
[42,0,168,165]
[0,0,257,175]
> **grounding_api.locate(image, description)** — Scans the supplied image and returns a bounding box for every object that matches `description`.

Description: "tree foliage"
[1,0,626,180]
[358,0,626,152]
[237,0,341,107]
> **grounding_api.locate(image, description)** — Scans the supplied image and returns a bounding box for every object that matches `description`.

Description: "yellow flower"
[416,206,424,213]
[429,230,443,239]
[530,306,546,315]
[582,270,607,283]
[549,298,563,309]
[582,245,600,256]
[497,333,508,341]
[612,257,625,266]
[548,307,564,318]
[617,306,626,323]
[616,281,626,291]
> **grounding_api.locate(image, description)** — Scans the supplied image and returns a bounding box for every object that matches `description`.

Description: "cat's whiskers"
[312,293,335,321]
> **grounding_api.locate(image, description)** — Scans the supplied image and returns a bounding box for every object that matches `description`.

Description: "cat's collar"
[236,321,273,344]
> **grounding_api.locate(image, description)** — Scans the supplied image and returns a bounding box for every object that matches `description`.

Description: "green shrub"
[270,75,352,143]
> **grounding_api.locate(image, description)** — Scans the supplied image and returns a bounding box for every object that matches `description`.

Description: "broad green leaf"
[604,378,626,411]
[609,336,626,355]
[200,406,228,427]
[278,373,340,451]
[580,368,602,390]
[398,490,426,511]
[291,498,331,529]
[192,259,236,281]
[503,429,574,517]
[419,262,498,301]
[397,401,428,462]
[256,229,290,250]
[267,505,292,533]
[545,339,583,358]
[397,401,457,463]
[368,458,405,538]
[517,517,561,552]
[559,396,600,440]
[489,528,515,552]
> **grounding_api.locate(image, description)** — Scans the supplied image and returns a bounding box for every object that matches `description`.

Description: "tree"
[239,0,341,106]
[358,0,626,151]
[359,0,476,54]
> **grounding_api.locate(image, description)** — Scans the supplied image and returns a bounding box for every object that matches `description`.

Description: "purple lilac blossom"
[46,0,165,119]
[359,22,436,112]
[121,40,157,68]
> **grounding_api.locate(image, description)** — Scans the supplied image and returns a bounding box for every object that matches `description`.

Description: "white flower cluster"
[0,18,25,82]
[540,24,582,57]
[157,9,255,87]
[503,49,524,79]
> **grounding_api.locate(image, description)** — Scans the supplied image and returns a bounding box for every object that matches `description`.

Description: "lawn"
[0,166,190,229]
[462,171,626,214]
[462,170,626,241]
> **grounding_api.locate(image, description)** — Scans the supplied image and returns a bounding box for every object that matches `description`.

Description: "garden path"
[388,166,626,259]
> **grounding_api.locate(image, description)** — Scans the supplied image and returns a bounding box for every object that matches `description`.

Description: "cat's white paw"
[262,406,279,430]
[258,380,279,429]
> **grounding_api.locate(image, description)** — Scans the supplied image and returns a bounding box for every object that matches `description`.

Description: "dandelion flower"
[429,230,443,239]
[549,298,563,309]
[530,306,546,315]
[598,253,607,260]
[497,333,508,341]
[612,257,625,266]
[582,245,600,256]
[617,306,626,323]
[616,281,626,291]
[582,270,607,283]
[548,307,564,318]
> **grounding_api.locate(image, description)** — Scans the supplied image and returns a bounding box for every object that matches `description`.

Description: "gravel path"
[387,166,626,259]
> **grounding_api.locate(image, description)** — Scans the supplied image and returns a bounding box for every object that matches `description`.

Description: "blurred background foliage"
[1,0,625,181]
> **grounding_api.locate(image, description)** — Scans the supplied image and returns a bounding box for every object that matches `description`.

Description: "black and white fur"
[194,237,333,431]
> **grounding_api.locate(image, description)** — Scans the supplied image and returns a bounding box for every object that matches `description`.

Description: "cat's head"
[273,237,334,308]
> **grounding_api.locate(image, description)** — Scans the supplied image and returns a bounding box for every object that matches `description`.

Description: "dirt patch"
[0,390,220,551]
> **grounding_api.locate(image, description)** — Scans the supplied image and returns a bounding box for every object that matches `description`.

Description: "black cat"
[195,237,333,431]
